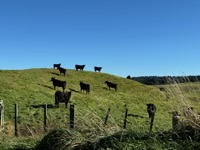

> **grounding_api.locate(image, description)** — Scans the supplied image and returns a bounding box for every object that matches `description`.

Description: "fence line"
[8,103,180,136]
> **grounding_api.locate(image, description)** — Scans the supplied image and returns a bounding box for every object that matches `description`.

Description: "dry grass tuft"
[166,76,200,135]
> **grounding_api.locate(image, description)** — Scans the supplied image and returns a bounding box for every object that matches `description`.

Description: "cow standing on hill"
[75,64,85,71]
[51,77,66,92]
[53,63,61,69]
[57,67,67,76]
[55,91,71,108]
[80,81,90,94]
[126,75,131,79]
[105,81,118,91]
[94,66,102,72]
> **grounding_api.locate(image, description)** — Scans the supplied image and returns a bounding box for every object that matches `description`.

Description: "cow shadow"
[38,84,54,90]
[102,87,116,91]
[27,104,56,109]
[103,87,108,90]
[69,88,80,93]
[128,114,144,118]
[49,71,60,76]
[69,88,89,95]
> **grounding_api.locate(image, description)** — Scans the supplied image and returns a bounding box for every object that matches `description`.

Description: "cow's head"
[146,104,154,109]
[146,104,156,113]
[51,77,55,82]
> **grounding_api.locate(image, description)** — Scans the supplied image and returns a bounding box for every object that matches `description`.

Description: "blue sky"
[0,0,200,77]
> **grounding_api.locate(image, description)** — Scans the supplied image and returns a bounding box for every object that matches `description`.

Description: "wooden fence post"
[70,104,74,128]
[150,113,155,132]
[123,108,128,129]
[14,104,18,136]
[0,100,4,130]
[104,108,110,127]
[172,111,179,131]
[44,104,47,132]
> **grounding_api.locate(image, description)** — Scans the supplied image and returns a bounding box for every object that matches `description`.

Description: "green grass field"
[0,68,200,149]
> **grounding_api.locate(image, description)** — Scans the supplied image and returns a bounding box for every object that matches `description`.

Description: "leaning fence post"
[123,108,128,129]
[149,114,155,132]
[14,104,18,136]
[172,111,179,131]
[104,108,111,127]
[146,104,156,132]
[70,104,74,128]
[149,110,156,132]
[44,104,47,132]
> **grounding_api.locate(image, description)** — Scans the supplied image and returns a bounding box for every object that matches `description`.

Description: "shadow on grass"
[69,88,80,93]
[27,104,56,109]
[102,87,117,92]
[49,71,60,76]
[38,84,54,90]
[128,114,144,118]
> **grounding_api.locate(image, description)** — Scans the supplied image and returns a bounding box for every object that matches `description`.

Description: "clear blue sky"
[0,0,199,77]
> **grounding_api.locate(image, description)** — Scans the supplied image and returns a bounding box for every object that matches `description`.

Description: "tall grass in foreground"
[166,76,200,132]
[36,76,200,150]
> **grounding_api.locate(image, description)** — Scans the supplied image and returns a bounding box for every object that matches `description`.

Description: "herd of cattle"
[53,63,102,76]
[51,63,117,92]
[51,63,156,121]
[51,63,118,107]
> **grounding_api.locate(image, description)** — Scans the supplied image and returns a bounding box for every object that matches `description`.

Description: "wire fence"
[0,101,177,137]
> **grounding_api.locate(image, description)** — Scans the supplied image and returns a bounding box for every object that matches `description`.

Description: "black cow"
[55,91,71,107]
[126,75,131,79]
[51,77,66,92]
[57,67,67,76]
[94,66,102,72]
[53,63,61,69]
[146,104,156,118]
[80,81,90,94]
[75,64,85,71]
[105,81,117,91]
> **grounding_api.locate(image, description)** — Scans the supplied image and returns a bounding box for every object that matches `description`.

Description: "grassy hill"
[0,68,171,130]
[1,68,200,149]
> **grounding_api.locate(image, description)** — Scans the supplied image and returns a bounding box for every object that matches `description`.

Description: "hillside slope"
[0,68,175,133]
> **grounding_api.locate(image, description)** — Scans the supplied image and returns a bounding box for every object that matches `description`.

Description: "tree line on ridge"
[131,75,200,85]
